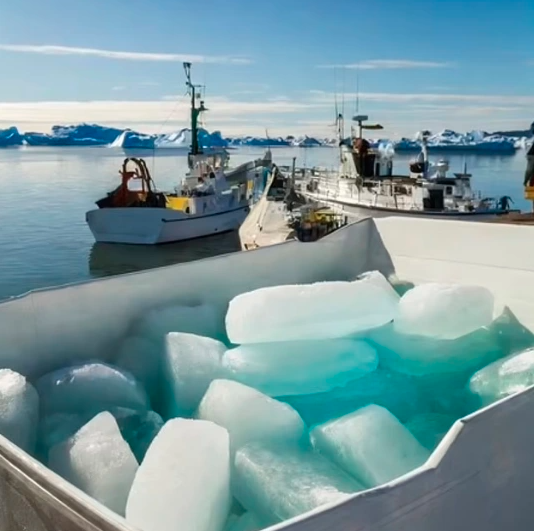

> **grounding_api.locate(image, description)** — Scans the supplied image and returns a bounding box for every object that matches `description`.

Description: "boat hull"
[303,192,516,221]
[86,204,250,245]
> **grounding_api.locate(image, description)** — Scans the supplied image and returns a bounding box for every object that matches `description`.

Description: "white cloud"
[308,89,534,106]
[0,44,252,65]
[317,60,454,70]
[0,91,530,137]
[112,86,126,91]
[156,96,323,113]
[0,98,326,134]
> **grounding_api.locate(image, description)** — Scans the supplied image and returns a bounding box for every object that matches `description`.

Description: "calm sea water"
[0,146,529,301]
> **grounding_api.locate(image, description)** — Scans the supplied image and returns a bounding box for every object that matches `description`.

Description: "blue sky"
[0,0,533,138]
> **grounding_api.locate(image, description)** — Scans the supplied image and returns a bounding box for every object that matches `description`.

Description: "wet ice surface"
[222,339,378,397]
[0,369,39,453]
[310,405,430,488]
[126,418,231,531]
[233,443,362,523]
[197,379,307,454]
[35,362,150,417]
[3,270,534,531]
[225,271,400,344]
[163,332,226,417]
[48,412,138,516]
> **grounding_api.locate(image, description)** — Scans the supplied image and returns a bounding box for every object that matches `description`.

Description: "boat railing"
[277,165,333,180]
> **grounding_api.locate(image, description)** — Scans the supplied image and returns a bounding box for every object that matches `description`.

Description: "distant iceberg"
[110,127,229,150]
[394,129,518,155]
[110,130,156,150]
[25,124,124,147]
[227,136,291,147]
[0,127,24,147]
[291,136,323,147]
[0,122,531,153]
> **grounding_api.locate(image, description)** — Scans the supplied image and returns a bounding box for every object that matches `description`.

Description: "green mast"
[183,62,207,157]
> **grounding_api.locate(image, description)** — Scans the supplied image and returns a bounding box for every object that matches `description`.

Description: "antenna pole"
[183,62,206,157]
[342,67,346,127]
[355,65,360,114]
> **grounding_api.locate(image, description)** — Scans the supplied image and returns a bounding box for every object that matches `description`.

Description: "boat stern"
[85,208,165,245]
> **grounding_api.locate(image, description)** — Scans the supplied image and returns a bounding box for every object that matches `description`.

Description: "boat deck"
[485,212,534,225]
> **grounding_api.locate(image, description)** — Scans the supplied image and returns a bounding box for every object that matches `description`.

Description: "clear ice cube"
[197,379,306,454]
[394,283,494,340]
[36,362,150,417]
[372,307,534,381]
[469,347,534,407]
[222,339,378,397]
[48,412,138,516]
[233,443,362,523]
[38,408,163,464]
[162,332,226,418]
[225,271,400,344]
[0,369,39,454]
[311,404,430,488]
[370,322,503,377]
[126,418,231,531]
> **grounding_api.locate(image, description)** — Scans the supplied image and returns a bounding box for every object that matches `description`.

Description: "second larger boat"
[300,115,518,220]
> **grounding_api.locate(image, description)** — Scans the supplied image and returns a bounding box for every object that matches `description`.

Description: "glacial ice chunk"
[370,321,503,379]
[0,370,39,453]
[469,347,534,407]
[115,336,161,402]
[404,413,456,451]
[233,443,362,523]
[311,404,430,487]
[225,271,400,344]
[282,368,422,426]
[126,418,231,531]
[139,303,222,343]
[394,283,494,340]
[48,412,138,516]
[163,332,226,418]
[369,309,524,417]
[38,408,163,463]
[491,306,534,357]
[222,339,378,396]
[197,380,306,453]
[36,362,150,417]
[111,407,164,463]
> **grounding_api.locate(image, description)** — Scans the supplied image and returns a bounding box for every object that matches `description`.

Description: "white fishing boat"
[86,63,270,245]
[299,115,519,220]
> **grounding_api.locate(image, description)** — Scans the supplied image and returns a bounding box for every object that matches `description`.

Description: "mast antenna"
[183,62,207,158]
[341,66,346,131]
[334,67,339,129]
[355,65,360,114]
